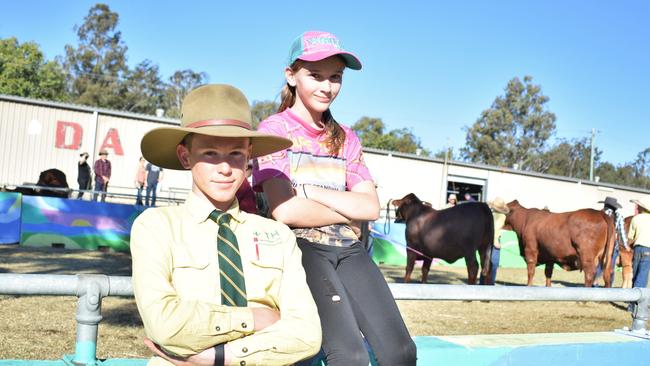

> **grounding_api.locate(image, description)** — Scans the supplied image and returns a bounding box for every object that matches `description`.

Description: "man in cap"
[445,193,457,208]
[628,197,650,290]
[595,196,626,286]
[131,84,321,366]
[480,197,510,285]
[93,149,111,202]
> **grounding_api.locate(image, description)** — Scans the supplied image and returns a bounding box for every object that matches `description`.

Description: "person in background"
[135,157,147,206]
[76,152,91,199]
[445,193,458,208]
[480,197,510,285]
[463,192,476,202]
[145,162,164,207]
[131,84,321,366]
[93,149,111,202]
[594,196,624,286]
[254,31,416,366]
[628,197,650,289]
[236,161,257,214]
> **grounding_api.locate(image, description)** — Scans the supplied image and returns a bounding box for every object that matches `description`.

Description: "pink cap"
[288,31,362,70]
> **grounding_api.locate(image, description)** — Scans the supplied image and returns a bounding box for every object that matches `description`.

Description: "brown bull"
[505,200,616,287]
[392,193,494,284]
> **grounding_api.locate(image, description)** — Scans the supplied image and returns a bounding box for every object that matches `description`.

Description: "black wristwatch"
[214,344,225,366]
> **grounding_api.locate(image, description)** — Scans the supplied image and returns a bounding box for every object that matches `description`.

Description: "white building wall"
[2,95,649,213]
[364,152,444,208]
[0,99,94,186]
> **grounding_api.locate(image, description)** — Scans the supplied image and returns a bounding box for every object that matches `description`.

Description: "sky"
[1,0,648,167]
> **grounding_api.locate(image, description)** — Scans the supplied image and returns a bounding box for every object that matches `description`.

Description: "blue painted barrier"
[2,333,649,366]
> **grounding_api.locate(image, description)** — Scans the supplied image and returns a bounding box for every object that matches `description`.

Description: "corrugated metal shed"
[1,94,648,213]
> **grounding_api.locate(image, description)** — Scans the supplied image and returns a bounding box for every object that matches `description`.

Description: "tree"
[434,147,456,161]
[121,60,164,114]
[162,69,208,118]
[0,37,67,101]
[633,148,650,188]
[594,162,618,185]
[63,3,128,108]
[352,116,430,156]
[461,76,557,170]
[251,100,278,129]
[534,137,600,179]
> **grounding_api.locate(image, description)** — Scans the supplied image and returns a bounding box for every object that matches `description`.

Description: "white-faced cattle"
[391,193,494,284]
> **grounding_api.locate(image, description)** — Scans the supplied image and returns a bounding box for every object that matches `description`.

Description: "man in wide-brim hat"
[628,197,650,291]
[488,197,510,215]
[598,196,623,210]
[93,149,111,202]
[481,197,510,285]
[131,84,321,366]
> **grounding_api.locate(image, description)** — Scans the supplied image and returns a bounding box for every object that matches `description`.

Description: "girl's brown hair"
[279,61,345,156]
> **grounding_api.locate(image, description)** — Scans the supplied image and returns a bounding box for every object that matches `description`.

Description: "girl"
[253,31,417,366]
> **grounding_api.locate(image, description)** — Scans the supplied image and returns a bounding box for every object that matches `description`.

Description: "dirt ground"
[0,246,636,360]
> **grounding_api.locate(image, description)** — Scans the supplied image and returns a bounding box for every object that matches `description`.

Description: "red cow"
[505,200,616,287]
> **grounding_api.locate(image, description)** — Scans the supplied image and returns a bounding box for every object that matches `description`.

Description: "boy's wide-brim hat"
[488,197,510,214]
[631,197,650,212]
[140,84,292,170]
[598,196,622,209]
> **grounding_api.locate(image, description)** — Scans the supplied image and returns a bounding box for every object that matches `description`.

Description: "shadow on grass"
[0,246,132,276]
[379,265,471,284]
[102,301,143,327]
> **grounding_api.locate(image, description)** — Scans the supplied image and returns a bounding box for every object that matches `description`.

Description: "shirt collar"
[184,191,246,225]
[284,108,325,137]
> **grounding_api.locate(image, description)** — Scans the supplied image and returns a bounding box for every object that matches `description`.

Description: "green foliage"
[63,3,128,108]
[251,100,279,129]
[121,60,164,114]
[434,146,456,161]
[597,148,650,189]
[352,116,430,156]
[533,137,601,179]
[0,37,67,100]
[162,69,208,118]
[462,76,556,170]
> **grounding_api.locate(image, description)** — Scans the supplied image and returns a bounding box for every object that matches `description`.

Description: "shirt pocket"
[171,249,212,300]
[246,257,283,307]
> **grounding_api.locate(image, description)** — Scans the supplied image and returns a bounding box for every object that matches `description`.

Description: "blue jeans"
[632,246,650,288]
[479,247,500,285]
[93,179,108,202]
[145,182,158,206]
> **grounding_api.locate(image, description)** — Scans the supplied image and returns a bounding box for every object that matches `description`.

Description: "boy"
[131,84,321,366]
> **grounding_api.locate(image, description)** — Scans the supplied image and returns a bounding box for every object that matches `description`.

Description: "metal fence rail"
[0,273,649,365]
[1,183,187,206]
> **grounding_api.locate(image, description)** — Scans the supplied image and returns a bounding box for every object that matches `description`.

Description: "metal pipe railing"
[0,273,648,364]
[1,183,187,205]
[0,274,132,365]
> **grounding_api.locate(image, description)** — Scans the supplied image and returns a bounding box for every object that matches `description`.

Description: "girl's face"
[286,56,346,119]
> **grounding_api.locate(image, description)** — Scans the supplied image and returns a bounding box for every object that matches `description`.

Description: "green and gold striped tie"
[209,210,247,307]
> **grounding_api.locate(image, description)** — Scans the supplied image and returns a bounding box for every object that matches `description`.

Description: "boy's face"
[176,134,251,211]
